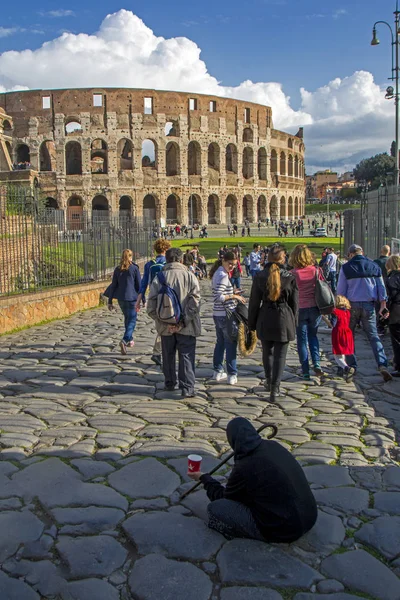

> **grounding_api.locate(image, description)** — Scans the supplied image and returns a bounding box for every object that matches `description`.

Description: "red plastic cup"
[188,454,202,473]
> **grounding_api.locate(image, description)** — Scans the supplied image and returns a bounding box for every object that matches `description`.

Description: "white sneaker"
[227,375,238,385]
[212,371,227,382]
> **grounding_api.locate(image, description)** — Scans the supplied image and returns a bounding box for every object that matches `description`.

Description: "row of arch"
[14,141,305,180]
[47,193,303,224]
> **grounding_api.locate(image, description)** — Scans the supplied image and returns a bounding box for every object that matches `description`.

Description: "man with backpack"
[147,247,201,398]
[136,238,171,366]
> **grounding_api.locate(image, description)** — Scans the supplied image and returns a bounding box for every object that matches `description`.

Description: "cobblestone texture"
[0,278,399,599]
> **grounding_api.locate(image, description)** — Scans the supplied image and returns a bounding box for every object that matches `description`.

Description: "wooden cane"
[180,423,278,501]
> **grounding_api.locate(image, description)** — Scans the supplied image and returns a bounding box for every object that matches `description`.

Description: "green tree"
[353,153,395,190]
[340,188,360,200]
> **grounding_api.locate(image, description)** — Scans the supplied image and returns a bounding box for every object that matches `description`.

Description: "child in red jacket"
[332,295,355,382]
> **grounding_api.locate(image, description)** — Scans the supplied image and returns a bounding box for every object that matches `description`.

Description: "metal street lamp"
[371,1,400,237]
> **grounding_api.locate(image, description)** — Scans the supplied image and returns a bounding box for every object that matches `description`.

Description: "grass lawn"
[171,236,341,262]
[305,203,360,214]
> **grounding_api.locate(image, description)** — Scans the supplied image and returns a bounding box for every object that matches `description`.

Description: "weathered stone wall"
[0,88,306,222]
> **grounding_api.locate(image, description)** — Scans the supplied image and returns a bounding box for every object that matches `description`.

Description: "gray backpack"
[314,268,335,315]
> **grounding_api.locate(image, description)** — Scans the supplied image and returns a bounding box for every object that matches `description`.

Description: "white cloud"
[41,9,75,18]
[0,9,394,173]
[0,27,19,38]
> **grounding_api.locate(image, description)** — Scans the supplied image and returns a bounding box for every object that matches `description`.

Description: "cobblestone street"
[0,278,400,600]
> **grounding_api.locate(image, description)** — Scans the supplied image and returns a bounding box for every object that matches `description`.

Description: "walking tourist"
[188,417,317,542]
[243,252,251,277]
[107,249,141,355]
[289,244,324,379]
[325,248,338,294]
[210,251,246,385]
[384,255,400,375]
[136,238,171,366]
[331,295,355,382]
[337,244,392,382]
[249,243,261,279]
[374,245,391,279]
[248,244,298,401]
[147,248,201,398]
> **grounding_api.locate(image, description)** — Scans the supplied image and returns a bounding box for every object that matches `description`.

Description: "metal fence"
[0,186,151,296]
[343,184,399,259]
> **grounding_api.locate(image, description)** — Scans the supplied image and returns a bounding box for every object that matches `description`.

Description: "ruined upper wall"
[0,88,274,140]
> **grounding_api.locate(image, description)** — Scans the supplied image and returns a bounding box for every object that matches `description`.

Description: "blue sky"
[0,0,398,172]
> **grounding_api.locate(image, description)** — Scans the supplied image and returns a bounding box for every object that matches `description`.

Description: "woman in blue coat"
[107,249,141,354]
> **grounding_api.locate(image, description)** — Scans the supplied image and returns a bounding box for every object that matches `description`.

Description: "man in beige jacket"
[147,247,201,397]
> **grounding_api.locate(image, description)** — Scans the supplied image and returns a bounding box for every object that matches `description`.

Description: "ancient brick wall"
[0,88,306,223]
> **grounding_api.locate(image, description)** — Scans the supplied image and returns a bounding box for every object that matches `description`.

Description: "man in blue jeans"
[325,248,338,294]
[249,244,261,279]
[337,244,391,382]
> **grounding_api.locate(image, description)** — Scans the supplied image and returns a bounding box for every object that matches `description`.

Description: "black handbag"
[314,267,335,315]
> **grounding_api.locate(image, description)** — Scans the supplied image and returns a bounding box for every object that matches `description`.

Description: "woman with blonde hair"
[107,249,141,355]
[385,254,400,375]
[248,244,298,401]
[289,244,324,380]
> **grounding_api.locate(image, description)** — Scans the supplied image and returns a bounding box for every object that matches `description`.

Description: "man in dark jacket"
[188,417,317,542]
[374,245,391,279]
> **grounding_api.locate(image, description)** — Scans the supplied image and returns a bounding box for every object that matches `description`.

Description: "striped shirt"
[212,266,235,316]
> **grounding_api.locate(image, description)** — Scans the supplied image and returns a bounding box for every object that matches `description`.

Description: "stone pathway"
[0,278,399,600]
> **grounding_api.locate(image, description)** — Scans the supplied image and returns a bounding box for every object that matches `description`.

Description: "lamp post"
[371,1,400,238]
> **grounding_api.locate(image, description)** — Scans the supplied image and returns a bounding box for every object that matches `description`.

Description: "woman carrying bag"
[249,244,298,402]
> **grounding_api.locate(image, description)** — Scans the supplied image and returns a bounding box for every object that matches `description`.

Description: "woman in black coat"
[248,244,298,401]
[385,255,400,375]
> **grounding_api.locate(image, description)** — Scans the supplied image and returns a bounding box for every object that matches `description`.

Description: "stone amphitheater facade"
[0,89,306,225]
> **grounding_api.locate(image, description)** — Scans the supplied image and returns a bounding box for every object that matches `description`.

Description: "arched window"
[243,195,253,221]
[257,195,267,220]
[280,152,286,175]
[142,139,157,168]
[3,120,12,132]
[288,197,294,218]
[92,195,109,211]
[16,144,30,165]
[280,196,286,219]
[243,128,253,143]
[65,141,82,175]
[167,194,178,222]
[225,195,237,224]
[188,194,200,225]
[40,141,56,172]
[270,150,278,174]
[294,156,299,178]
[243,147,254,179]
[117,139,133,170]
[65,118,82,135]
[45,197,58,209]
[188,141,201,175]
[258,147,267,180]
[91,139,108,174]
[165,120,179,136]
[143,194,157,223]
[270,196,278,220]
[119,196,132,215]
[208,143,220,171]
[207,195,218,224]
[166,142,180,176]
[295,197,299,217]
[226,144,238,174]
[288,154,294,177]
[288,138,293,149]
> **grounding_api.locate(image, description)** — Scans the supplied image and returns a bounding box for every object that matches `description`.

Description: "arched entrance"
[166,142,179,176]
[242,195,253,222]
[65,142,82,175]
[288,197,294,219]
[143,194,157,223]
[270,196,278,221]
[226,144,238,174]
[280,196,286,220]
[243,147,254,179]
[119,196,132,220]
[67,195,84,228]
[188,194,201,225]
[92,195,109,223]
[225,195,237,224]
[45,197,58,209]
[16,144,30,165]
[257,195,267,220]
[188,141,201,175]
[91,140,108,174]
[167,194,178,223]
[295,197,299,217]
[258,148,267,181]
[207,195,218,224]
[118,139,133,170]
[40,141,56,172]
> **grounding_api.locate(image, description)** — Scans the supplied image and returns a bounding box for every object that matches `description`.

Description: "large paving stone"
[128,554,212,600]
[61,578,120,600]
[383,467,400,489]
[294,595,367,600]
[70,459,115,479]
[3,558,65,596]
[12,458,128,510]
[51,507,125,534]
[321,549,400,600]
[297,510,345,554]
[355,516,400,560]
[303,465,354,488]
[374,492,400,515]
[0,570,40,600]
[313,487,369,514]
[0,510,44,561]
[220,588,283,600]
[123,511,224,560]
[217,539,322,587]
[108,457,180,497]
[292,442,337,465]
[57,535,127,577]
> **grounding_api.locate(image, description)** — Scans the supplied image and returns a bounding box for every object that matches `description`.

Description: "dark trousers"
[161,334,196,393]
[261,340,289,387]
[207,499,264,541]
[389,323,400,370]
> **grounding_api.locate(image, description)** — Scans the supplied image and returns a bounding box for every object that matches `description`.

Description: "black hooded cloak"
[200,417,317,542]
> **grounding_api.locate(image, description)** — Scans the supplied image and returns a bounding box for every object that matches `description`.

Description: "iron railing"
[0,186,151,296]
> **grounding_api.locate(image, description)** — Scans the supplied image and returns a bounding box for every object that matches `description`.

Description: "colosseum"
[0,88,305,225]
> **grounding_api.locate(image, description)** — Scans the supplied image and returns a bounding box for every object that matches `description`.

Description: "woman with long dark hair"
[248,244,298,401]
[107,249,141,355]
[210,251,245,385]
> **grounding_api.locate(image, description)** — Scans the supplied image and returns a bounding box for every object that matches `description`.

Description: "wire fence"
[343,184,399,259]
[0,186,151,296]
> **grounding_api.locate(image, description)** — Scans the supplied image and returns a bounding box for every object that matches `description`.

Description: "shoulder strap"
[157,270,166,286]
